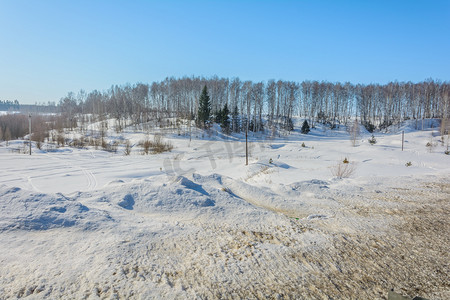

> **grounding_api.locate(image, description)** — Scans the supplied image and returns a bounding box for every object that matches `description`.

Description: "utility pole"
[402,131,404,151]
[245,129,248,165]
[189,108,192,143]
[245,118,248,166]
[28,113,32,155]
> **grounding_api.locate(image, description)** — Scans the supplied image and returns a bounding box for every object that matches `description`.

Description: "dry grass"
[140,135,173,155]
[123,140,132,156]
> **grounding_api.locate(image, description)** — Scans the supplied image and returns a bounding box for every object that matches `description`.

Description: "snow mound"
[105,175,216,213]
[175,176,209,196]
[191,173,223,186]
[118,194,135,210]
[0,185,111,231]
[289,179,330,193]
[105,179,125,186]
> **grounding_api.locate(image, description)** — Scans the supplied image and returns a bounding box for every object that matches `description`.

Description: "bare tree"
[31,116,47,150]
[4,127,11,146]
[266,79,276,128]
[349,119,360,147]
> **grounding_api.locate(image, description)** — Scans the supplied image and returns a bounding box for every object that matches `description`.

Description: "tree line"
[56,76,449,134]
[0,100,20,111]
[1,77,448,150]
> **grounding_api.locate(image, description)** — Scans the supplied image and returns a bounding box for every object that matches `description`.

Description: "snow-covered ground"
[0,119,449,299]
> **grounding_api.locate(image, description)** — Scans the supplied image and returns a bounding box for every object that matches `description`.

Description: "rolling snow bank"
[0,185,111,231]
[77,173,284,227]
[104,175,215,212]
[1,172,294,233]
[1,173,448,299]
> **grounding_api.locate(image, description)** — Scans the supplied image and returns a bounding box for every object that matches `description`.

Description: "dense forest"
[1,77,449,144]
[57,76,449,133]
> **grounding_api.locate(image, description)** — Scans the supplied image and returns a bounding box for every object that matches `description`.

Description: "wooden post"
[245,129,248,166]
[28,113,32,155]
[402,131,404,151]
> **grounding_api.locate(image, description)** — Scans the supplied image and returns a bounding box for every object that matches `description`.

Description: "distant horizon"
[1,0,449,105]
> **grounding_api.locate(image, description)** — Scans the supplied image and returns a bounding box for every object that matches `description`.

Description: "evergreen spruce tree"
[301,120,310,134]
[286,117,294,132]
[220,103,230,134]
[197,85,210,128]
[214,108,222,123]
[232,105,239,132]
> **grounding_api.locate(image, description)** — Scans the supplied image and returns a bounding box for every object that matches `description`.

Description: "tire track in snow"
[221,177,307,218]
[43,153,98,192]
[80,167,97,191]
[26,176,43,193]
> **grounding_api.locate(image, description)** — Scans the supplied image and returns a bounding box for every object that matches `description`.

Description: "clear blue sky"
[1,0,449,104]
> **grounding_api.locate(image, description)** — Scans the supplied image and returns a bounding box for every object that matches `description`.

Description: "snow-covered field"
[0,119,449,299]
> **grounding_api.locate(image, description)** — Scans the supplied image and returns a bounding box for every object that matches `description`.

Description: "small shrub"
[70,137,86,149]
[151,135,173,154]
[91,138,100,150]
[87,137,96,146]
[331,162,357,178]
[368,134,377,145]
[101,140,118,153]
[444,150,449,155]
[110,141,119,153]
[405,161,412,167]
[426,141,437,153]
[124,140,132,156]
[426,133,437,152]
[343,157,349,164]
[141,139,151,155]
[140,135,173,155]
[101,139,108,150]
[56,134,65,147]
[301,142,306,148]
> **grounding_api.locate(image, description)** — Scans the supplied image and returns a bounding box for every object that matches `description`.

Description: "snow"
[0,118,449,299]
